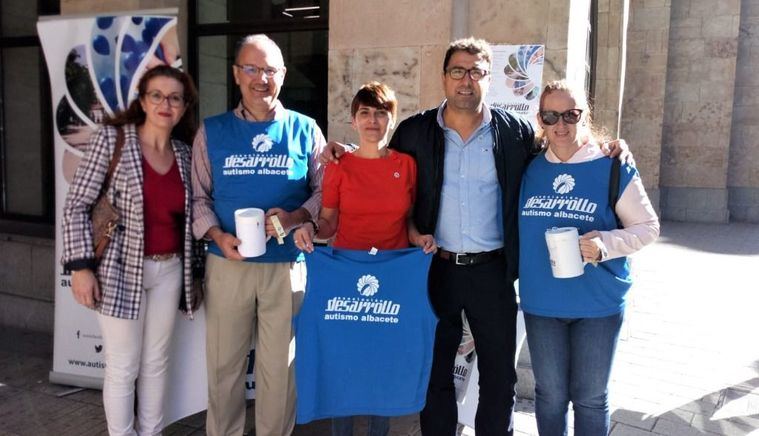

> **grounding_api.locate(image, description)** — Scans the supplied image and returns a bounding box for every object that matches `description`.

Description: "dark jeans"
[420,255,518,436]
[332,416,389,436]
[524,312,624,436]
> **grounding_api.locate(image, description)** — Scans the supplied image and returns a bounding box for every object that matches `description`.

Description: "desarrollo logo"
[251,133,273,153]
[522,172,597,222]
[553,174,575,194]
[223,133,293,176]
[357,274,379,297]
[324,274,400,323]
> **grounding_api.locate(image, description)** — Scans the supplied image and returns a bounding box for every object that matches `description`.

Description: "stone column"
[451,0,469,40]
[728,0,759,223]
[593,0,626,139]
[619,0,672,209]
[659,0,741,223]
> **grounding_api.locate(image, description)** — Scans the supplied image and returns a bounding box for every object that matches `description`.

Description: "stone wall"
[593,0,625,140]
[659,0,741,222]
[326,0,582,142]
[619,0,672,208]
[0,235,55,332]
[327,0,452,143]
[468,0,568,81]
[728,0,759,222]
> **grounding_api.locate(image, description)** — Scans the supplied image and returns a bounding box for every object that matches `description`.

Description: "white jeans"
[97,257,182,436]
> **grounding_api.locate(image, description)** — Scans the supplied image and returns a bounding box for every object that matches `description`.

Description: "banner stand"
[49,372,103,390]
[38,9,211,425]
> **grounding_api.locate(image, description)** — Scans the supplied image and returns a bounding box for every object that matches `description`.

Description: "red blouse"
[142,158,185,256]
[322,150,416,250]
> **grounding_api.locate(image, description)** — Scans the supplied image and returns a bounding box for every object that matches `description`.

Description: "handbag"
[92,127,125,260]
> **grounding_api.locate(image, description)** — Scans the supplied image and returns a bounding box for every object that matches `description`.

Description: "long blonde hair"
[536,80,609,148]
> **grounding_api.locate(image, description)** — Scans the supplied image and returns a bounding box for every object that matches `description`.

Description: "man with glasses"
[392,39,627,435]
[397,37,532,436]
[192,34,324,436]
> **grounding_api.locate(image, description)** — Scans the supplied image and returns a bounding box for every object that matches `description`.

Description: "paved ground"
[1,221,758,435]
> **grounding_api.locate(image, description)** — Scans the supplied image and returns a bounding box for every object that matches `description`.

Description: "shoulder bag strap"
[101,126,125,193]
[609,157,621,229]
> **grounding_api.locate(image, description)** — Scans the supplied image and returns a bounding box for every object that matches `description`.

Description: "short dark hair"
[350,81,398,120]
[443,37,493,72]
[104,65,198,144]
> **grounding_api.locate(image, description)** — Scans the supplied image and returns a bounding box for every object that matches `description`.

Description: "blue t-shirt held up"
[295,247,437,423]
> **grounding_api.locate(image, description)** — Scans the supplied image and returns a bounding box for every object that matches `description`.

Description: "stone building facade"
[1,0,757,333]
[325,0,759,224]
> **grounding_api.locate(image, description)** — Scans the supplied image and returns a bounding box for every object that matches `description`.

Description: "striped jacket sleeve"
[61,126,115,271]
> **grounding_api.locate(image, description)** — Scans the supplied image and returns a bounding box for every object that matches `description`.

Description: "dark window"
[0,0,58,236]
[189,0,329,132]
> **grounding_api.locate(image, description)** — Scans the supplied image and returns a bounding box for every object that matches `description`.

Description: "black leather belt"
[437,248,503,266]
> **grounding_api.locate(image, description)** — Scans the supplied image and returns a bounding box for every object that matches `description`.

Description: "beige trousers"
[204,254,306,436]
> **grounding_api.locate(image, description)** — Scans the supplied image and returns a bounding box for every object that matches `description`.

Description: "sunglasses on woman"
[539,109,583,126]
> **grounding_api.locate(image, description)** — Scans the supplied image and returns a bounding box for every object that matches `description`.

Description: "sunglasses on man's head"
[539,109,583,126]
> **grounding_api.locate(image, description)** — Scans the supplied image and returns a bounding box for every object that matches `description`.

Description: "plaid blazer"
[62,124,198,320]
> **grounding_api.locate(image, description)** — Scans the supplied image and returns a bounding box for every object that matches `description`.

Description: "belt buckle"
[147,253,175,261]
[454,253,468,266]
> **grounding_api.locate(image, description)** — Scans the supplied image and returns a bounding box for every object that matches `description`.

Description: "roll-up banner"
[37,9,213,424]
[455,311,527,431]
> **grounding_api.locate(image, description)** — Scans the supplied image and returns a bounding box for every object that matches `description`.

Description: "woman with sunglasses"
[518,80,659,436]
[62,65,200,435]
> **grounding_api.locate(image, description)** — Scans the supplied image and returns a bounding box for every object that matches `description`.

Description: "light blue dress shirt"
[434,101,504,253]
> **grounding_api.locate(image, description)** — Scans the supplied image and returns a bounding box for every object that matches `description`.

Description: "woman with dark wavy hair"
[62,65,200,435]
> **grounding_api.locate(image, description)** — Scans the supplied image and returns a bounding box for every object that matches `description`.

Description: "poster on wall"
[485,44,545,126]
[37,10,215,424]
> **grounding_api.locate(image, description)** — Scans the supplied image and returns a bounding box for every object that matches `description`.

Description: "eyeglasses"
[445,67,489,81]
[144,90,186,108]
[539,109,583,126]
[234,64,282,78]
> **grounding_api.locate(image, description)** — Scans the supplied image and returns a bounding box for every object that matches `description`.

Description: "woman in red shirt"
[294,82,435,435]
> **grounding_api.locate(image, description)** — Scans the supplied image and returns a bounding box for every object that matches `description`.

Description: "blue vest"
[205,111,313,262]
[518,155,637,318]
[295,247,437,423]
